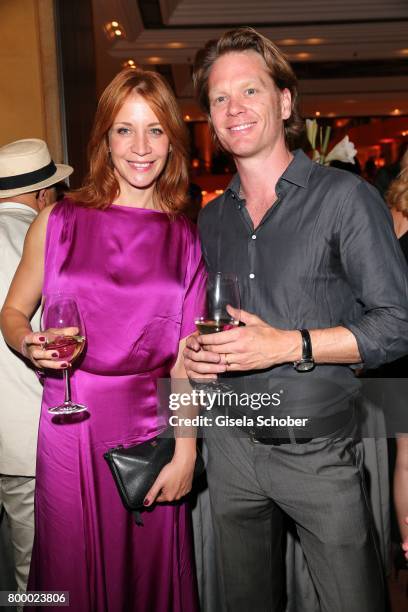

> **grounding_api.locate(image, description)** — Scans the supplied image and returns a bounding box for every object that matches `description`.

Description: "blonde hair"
[70,68,189,212]
[387,149,408,217]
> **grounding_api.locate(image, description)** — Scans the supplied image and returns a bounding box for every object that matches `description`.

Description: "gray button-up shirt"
[198,150,408,416]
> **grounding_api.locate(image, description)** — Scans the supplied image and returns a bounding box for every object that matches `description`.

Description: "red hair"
[70,68,189,212]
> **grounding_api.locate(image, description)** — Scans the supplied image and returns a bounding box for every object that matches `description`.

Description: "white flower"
[312,149,321,162]
[306,119,318,151]
[305,118,358,166]
[324,135,357,165]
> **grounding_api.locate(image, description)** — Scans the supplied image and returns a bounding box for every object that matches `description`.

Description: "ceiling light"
[306,38,324,45]
[399,49,408,55]
[104,21,126,41]
[279,39,298,46]
[123,59,137,69]
[148,56,162,64]
[315,111,321,117]
[335,119,350,128]
[167,42,185,49]
[184,114,191,121]
[391,108,402,115]
[296,52,311,59]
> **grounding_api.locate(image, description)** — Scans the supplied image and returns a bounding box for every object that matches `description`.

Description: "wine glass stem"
[63,368,72,404]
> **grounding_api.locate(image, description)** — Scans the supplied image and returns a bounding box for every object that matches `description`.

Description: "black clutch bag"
[104,429,204,525]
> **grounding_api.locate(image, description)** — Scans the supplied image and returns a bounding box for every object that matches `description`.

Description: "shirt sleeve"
[180,223,207,340]
[339,179,408,369]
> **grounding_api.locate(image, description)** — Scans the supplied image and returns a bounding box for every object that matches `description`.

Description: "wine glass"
[195,272,241,334]
[42,294,87,414]
[194,272,240,394]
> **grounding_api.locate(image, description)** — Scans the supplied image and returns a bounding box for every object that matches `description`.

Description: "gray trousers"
[205,420,386,612]
[0,475,35,593]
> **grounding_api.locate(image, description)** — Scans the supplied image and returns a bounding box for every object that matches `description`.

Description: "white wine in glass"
[193,272,240,394]
[42,295,87,415]
[194,272,241,335]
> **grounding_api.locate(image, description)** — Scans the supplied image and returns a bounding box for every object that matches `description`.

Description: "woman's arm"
[144,337,198,505]
[394,436,408,559]
[170,337,198,460]
[0,204,66,369]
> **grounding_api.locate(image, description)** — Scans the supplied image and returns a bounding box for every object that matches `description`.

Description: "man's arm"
[184,309,359,377]
[338,179,408,369]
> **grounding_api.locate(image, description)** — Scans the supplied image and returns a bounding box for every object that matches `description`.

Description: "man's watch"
[294,329,315,372]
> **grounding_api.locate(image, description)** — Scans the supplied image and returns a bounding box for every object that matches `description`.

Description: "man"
[184,28,408,611]
[0,138,72,594]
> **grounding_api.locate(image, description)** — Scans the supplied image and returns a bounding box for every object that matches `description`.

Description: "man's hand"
[183,308,301,377]
[198,308,301,371]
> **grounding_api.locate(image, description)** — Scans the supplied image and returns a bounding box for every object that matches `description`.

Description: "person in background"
[53,180,70,201]
[0,139,72,595]
[386,148,408,563]
[364,155,378,183]
[375,142,408,199]
[184,182,203,223]
[1,69,203,612]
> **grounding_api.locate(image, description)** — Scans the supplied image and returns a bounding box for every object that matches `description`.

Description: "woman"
[0,68,204,611]
[387,149,408,563]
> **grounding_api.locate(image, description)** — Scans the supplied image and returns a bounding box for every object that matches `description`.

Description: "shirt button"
[251,234,256,240]
[249,273,255,279]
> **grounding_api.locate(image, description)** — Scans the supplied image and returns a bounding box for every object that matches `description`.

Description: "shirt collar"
[281,149,314,188]
[0,201,38,216]
[227,149,314,198]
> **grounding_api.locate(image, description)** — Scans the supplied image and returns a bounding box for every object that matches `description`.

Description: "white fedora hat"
[0,138,73,198]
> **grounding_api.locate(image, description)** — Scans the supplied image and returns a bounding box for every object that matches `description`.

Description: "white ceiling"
[92,0,408,118]
[161,0,408,25]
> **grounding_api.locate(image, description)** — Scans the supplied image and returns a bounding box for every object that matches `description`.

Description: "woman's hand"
[402,516,408,560]
[183,331,225,380]
[143,451,197,506]
[22,327,79,370]
[145,338,199,506]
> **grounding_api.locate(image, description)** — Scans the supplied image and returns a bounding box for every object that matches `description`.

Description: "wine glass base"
[193,381,233,407]
[48,402,88,415]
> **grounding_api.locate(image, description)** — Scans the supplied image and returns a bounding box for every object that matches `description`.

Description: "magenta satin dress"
[28,199,204,611]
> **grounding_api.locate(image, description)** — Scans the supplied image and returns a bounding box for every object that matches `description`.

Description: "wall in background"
[0,0,63,162]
